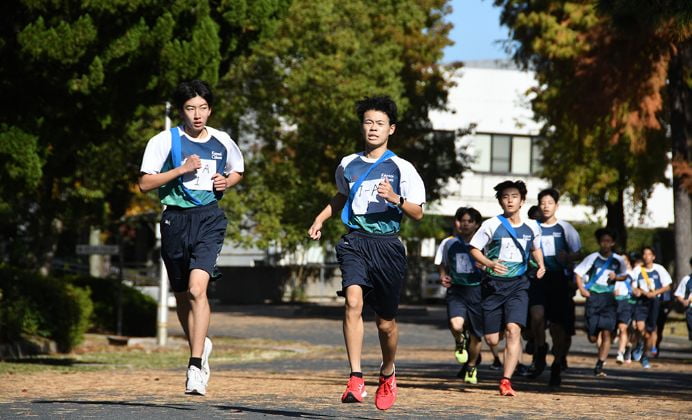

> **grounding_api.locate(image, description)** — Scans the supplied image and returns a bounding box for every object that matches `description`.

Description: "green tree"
[494,1,688,251]
[0,0,290,271]
[216,0,467,252]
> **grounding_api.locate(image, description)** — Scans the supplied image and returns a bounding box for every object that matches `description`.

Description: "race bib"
[455,253,474,274]
[541,235,556,257]
[352,178,387,215]
[499,237,526,263]
[183,158,215,191]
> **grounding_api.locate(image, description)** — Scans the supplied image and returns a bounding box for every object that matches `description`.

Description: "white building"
[427,60,674,227]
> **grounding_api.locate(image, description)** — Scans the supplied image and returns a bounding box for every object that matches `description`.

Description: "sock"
[501,376,511,382]
[596,359,604,368]
[188,357,202,369]
[382,371,394,379]
[349,372,363,378]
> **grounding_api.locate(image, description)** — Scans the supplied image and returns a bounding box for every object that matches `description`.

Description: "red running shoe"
[375,369,397,410]
[499,378,516,396]
[341,376,367,403]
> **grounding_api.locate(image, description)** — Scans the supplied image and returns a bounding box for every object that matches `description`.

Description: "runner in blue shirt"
[435,207,484,384]
[469,180,545,396]
[574,228,627,377]
[308,96,425,411]
[630,247,672,369]
[615,253,638,364]
[529,188,581,386]
[139,80,244,396]
[673,257,692,341]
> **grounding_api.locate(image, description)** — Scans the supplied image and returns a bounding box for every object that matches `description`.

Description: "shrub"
[67,276,157,337]
[0,266,93,352]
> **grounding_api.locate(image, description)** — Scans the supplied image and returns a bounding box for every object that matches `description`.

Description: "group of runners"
[139,81,691,411]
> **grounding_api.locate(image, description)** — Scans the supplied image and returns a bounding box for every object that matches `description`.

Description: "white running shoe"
[185,366,206,395]
[616,351,625,364]
[202,337,213,386]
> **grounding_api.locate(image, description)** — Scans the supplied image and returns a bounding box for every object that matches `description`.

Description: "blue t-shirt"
[140,126,244,208]
[633,264,673,301]
[435,236,481,286]
[469,216,541,278]
[336,153,426,234]
[538,220,581,272]
[574,252,627,294]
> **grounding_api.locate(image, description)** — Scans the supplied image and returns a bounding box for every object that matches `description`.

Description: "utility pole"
[156,101,171,346]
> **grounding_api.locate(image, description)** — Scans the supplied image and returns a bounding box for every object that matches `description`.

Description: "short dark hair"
[356,96,398,125]
[528,205,542,221]
[595,227,616,241]
[455,207,482,225]
[173,79,214,111]
[494,180,527,200]
[641,246,655,256]
[538,188,560,203]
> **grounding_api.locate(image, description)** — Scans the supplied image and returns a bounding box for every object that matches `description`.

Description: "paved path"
[1,303,691,419]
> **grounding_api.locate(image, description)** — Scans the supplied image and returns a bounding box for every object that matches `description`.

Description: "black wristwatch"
[397,195,406,208]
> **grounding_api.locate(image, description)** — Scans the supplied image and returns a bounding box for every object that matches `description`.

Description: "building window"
[470,133,542,175]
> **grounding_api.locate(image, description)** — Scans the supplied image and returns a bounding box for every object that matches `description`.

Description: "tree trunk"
[606,189,627,252]
[669,40,692,282]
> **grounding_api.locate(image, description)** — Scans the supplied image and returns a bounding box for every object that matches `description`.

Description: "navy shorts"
[616,299,634,325]
[160,203,227,293]
[585,292,616,337]
[686,308,692,341]
[481,275,529,335]
[544,270,576,334]
[336,230,407,320]
[634,297,660,332]
[528,277,546,307]
[446,284,483,338]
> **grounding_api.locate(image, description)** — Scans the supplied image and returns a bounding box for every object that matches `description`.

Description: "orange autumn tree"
[495,1,690,261]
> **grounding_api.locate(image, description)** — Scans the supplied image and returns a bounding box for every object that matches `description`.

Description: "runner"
[469,180,545,396]
[308,96,425,411]
[631,247,672,369]
[673,257,692,342]
[574,228,627,377]
[614,253,638,365]
[138,80,244,395]
[435,207,484,384]
[533,188,581,386]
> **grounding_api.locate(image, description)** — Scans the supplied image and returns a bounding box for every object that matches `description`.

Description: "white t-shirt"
[574,252,627,293]
[336,152,425,234]
[631,263,673,293]
[140,126,244,207]
[674,275,692,307]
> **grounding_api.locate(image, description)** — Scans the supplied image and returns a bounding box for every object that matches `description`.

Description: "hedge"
[0,266,92,352]
[67,275,157,337]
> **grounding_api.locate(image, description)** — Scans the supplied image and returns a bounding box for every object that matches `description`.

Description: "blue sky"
[443,0,511,63]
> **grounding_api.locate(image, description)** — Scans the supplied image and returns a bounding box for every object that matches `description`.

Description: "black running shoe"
[549,362,561,387]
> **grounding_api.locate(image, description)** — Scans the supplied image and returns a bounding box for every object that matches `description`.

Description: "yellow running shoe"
[464,366,478,384]
[454,340,468,364]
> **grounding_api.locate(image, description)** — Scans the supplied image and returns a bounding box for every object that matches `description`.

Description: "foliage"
[0,0,291,270]
[217,0,466,250]
[0,266,93,352]
[67,276,157,337]
[493,0,688,248]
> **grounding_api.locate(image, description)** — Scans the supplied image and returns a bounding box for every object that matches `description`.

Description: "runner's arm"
[469,247,507,275]
[531,247,546,279]
[138,155,201,192]
[308,193,347,240]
